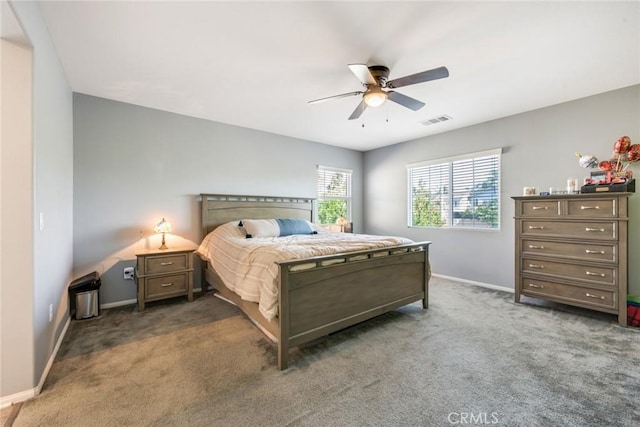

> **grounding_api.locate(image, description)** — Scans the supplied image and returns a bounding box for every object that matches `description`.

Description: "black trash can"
[68,271,101,320]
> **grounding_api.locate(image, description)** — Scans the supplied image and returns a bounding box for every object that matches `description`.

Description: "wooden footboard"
[202,241,430,370]
[198,193,431,370]
[276,241,430,369]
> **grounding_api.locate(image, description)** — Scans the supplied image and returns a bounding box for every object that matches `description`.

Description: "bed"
[198,193,431,370]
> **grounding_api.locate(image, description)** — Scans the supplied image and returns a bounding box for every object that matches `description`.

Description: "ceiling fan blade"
[348,99,367,120]
[348,64,377,85]
[387,91,425,111]
[386,66,449,89]
[308,91,364,105]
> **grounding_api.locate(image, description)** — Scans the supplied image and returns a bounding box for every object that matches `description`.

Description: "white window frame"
[407,148,501,230]
[316,165,352,226]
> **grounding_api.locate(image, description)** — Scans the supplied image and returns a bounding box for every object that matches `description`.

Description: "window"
[407,148,501,229]
[317,166,352,226]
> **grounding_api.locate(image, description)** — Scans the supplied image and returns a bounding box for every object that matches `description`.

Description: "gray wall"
[73,94,364,305]
[364,85,640,295]
[2,0,74,399]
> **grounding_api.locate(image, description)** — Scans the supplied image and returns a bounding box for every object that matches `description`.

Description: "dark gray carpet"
[13,277,640,426]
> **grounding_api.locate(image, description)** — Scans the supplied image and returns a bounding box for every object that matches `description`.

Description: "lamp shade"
[335,217,348,227]
[153,218,172,234]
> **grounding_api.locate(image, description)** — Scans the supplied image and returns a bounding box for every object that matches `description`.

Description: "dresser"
[135,247,194,311]
[513,193,629,326]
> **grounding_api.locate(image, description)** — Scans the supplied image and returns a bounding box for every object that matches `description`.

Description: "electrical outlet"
[49,304,53,322]
[123,267,135,280]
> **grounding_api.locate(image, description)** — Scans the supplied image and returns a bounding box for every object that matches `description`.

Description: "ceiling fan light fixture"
[364,87,387,107]
[309,64,449,120]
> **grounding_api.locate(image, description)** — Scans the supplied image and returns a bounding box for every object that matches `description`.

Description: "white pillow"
[241,219,281,238]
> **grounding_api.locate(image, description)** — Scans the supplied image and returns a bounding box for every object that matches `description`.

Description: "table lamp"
[335,216,348,232]
[153,218,172,250]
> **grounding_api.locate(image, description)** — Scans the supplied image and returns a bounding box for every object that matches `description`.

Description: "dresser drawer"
[521,239,616,263]
[145,254,188,274]
[521,220,617,240]
[519,200,561,217]
[521,278,615,310]
[567,198,617,218]
[522,257,615,286]
[146,273,188,298]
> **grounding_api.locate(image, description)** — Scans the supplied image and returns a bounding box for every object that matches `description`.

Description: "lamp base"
[159,233,168,250]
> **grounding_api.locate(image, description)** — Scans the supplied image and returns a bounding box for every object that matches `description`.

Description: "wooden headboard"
[200,194,315,237]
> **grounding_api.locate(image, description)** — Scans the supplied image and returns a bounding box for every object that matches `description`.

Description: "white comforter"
[196,222,413,320]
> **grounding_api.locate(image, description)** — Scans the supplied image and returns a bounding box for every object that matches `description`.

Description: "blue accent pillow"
[276,219,313,236]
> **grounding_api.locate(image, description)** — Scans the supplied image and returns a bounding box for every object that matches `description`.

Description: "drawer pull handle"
[160,282,174,287]
[585,292,605,300]
[528,225,545,230]
[528,245,545,249]
[580,206,600,210]
[528,264,544,269]
[531,206,548,210]
[160,262,174,266]
[585,227,605,232]
[585,271,605,277]
[528,283,544,289]
[585,249,605,255]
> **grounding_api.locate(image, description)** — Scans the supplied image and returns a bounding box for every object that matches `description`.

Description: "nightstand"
[325,222,353,233]
[135,247,194,311]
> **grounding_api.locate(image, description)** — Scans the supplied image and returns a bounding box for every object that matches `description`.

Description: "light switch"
[39,212,44,231]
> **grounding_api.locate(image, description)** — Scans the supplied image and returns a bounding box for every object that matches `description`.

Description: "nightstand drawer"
[145,254,188,274]
[146,273,188,298]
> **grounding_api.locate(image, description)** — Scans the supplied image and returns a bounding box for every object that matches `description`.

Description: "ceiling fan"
[309,64,449,120]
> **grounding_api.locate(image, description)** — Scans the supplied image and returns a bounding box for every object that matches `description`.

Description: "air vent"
[420,115,452,126]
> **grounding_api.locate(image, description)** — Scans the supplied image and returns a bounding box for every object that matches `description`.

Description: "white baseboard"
[0,316,71,409]
[36,316,71,393]
[432,273,514,293]
[100,298,137,309]
[0,388,35,409]
[99,288,203,310]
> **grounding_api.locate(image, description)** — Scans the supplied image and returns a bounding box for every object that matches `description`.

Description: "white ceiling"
[37,1,640,152]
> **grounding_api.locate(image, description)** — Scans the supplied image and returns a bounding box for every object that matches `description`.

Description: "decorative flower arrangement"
[576,135,639,184]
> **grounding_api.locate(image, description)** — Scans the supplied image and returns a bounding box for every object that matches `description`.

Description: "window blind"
[317,166,352,225]
[408,149,501,229]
